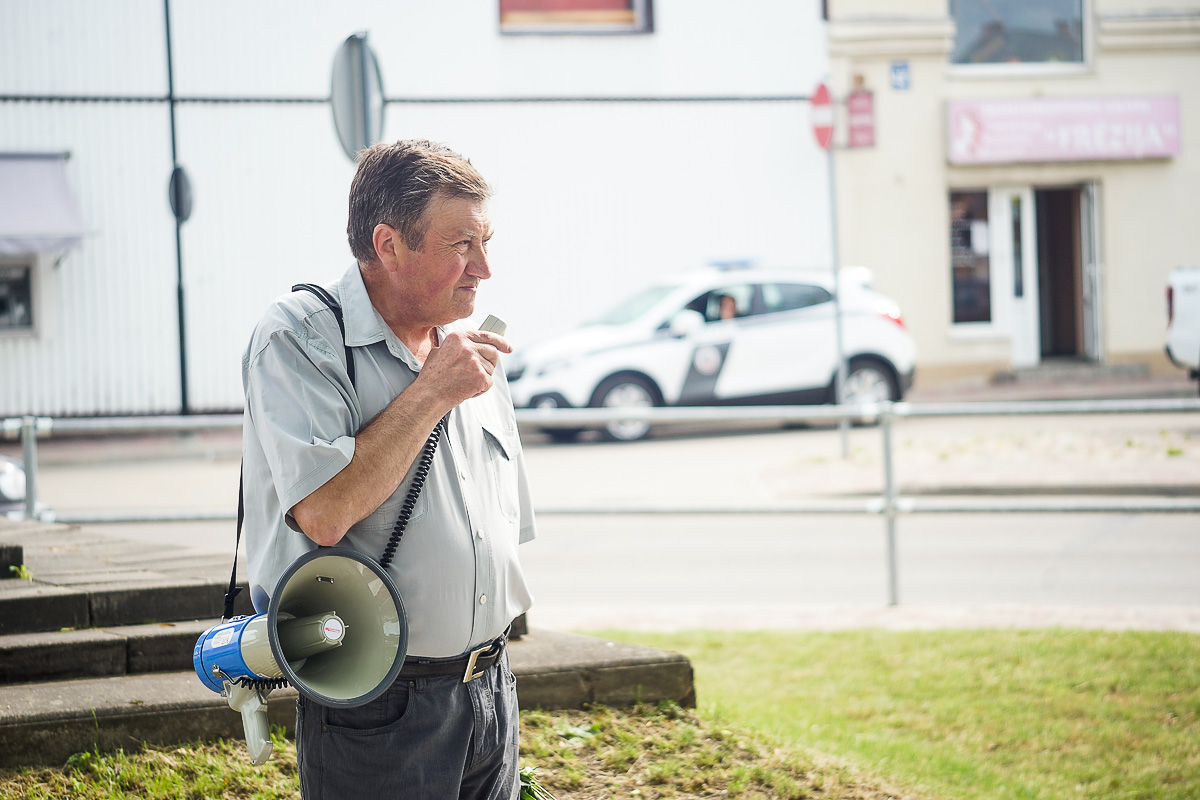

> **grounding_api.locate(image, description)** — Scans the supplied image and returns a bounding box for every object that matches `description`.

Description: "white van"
[1166,265,1200,394]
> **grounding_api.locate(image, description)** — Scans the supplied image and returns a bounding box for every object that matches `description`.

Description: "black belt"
[398,633,507,684]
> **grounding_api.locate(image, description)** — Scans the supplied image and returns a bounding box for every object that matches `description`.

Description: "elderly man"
[241,139,536,799]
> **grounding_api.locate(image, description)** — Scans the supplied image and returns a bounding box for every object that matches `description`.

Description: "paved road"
[6,408,1199,631]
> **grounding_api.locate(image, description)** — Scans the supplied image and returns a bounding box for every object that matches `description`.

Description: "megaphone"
[193,548,407,764]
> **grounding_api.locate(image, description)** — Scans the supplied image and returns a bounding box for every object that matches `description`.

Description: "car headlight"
[0,458,26,503]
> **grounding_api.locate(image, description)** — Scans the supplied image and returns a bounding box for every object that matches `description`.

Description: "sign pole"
[811,82,849,458]
[827,146,850,458]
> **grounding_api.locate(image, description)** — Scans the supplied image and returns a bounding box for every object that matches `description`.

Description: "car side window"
[684,284,754,323]
[761,282,831,314]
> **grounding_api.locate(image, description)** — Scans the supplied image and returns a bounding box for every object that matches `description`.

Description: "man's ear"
[372,224,402,269]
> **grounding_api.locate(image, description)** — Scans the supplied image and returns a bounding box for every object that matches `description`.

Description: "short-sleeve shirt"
[241,263,536,658]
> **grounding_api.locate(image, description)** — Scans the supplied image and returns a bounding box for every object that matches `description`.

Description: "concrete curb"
[0,629,693,768]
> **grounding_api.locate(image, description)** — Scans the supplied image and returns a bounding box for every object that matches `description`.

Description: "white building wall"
[173,103,356,411]
[167,0,821,99]
[0,0,167,96]
[2,0,831,415]
[0,102,179,417]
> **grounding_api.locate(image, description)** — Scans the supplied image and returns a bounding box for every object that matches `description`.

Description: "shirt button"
[479,594,487,605]
[476,529,484,540]
[459,469,468,480]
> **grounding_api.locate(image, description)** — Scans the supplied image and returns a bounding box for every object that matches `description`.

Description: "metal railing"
[5,397,1199,606]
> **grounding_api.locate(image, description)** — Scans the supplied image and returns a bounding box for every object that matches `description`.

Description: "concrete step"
[0,577,252,636]
[0,519,253,635]
[0,614,530,685]
[993,359,1151,385]
[0,522,696,769]
[0,620,212,684]
[0,629,695,768]
[0,541,22,576]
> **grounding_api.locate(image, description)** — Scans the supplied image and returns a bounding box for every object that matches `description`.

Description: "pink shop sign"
[947,95,1180,165]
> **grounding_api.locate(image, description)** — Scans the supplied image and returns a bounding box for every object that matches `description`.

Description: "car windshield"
[589,284,679,325]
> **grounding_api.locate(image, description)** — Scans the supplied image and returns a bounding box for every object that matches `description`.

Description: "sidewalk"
[904,369,1198,403]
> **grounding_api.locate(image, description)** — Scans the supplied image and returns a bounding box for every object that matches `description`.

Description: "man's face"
[391,194,493,327]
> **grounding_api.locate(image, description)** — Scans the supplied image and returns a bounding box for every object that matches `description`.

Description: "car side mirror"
[668,309,706,338]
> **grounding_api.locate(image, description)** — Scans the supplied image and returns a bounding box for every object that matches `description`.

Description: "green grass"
[0,707,900,800]
[519,702,901,798]
[3,629,1196,799]
[0,730,299,799]
[591,629,1200,800]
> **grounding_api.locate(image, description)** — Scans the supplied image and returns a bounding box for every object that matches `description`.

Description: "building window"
[0,265,34,332]
[500,0,653,34]
[949,191,992,324]
[950,0,1083,65]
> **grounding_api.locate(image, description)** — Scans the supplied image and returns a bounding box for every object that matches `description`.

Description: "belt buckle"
[462,644,489,683]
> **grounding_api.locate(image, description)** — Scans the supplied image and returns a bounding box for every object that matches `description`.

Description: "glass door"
[990,187,1040,367]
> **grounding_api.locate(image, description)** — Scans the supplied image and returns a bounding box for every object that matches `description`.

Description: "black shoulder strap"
[223,464,245,620]
[291,282,356,386]
[221,282,357,620]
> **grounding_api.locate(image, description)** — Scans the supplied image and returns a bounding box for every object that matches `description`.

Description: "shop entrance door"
[1036,184,1100,362]
[988,184,1098,368]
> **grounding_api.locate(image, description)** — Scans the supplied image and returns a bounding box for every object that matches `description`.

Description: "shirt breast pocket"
[481,423,521,523]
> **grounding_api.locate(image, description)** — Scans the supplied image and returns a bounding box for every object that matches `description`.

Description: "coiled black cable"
[379,416,447,570]
[233,676,291,691]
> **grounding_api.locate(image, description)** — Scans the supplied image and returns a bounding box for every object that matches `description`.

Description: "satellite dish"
[330,33,385,161]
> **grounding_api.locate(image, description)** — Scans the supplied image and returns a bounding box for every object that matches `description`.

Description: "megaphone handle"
[227,683,273,766]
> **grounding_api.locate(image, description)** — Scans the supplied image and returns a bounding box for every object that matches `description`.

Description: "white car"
[506,266,917,441]
[0,456,26,520]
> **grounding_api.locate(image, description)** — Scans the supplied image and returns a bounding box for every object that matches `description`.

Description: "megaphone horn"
[193,548,407,764]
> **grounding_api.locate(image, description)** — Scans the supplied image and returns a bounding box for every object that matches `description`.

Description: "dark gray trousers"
[296,651,519,800]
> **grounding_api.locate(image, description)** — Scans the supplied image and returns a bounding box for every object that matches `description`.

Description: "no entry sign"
[811,82,834,150]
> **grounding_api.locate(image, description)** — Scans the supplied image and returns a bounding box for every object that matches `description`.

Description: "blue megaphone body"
[193,548,407,763]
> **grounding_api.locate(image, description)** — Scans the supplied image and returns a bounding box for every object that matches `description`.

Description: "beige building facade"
[827,0,1199,384]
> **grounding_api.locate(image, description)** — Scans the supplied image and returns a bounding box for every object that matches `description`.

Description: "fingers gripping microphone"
[193,548,407,764]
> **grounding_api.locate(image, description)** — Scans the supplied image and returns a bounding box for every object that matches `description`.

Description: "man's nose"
[467,247,491,280]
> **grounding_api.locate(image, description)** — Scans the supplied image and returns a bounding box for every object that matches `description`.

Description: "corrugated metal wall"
[1,0,830,416]
[175,103,357,411]
[0,0,167,96]
[0,0,183,417]
[0,101,179,416]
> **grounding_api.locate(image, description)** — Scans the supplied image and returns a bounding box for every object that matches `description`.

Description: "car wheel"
[843,358,899,404]
[592,375,660,442]
[533,396,582,443]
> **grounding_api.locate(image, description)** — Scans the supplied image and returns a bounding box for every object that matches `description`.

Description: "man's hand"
[291,329,511,546]
[419,330,513,409]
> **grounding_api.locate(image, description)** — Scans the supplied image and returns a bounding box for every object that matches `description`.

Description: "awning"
[0,153,86,257]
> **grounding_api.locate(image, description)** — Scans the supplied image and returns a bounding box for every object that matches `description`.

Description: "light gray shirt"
[242,263,536,658]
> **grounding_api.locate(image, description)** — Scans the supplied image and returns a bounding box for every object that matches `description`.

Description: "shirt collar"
[337,263,446,370]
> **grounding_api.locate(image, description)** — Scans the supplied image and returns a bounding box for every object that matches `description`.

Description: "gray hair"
[347,139,492,263]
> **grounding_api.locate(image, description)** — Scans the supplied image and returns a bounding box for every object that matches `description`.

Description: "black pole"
[164,0,190,414]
